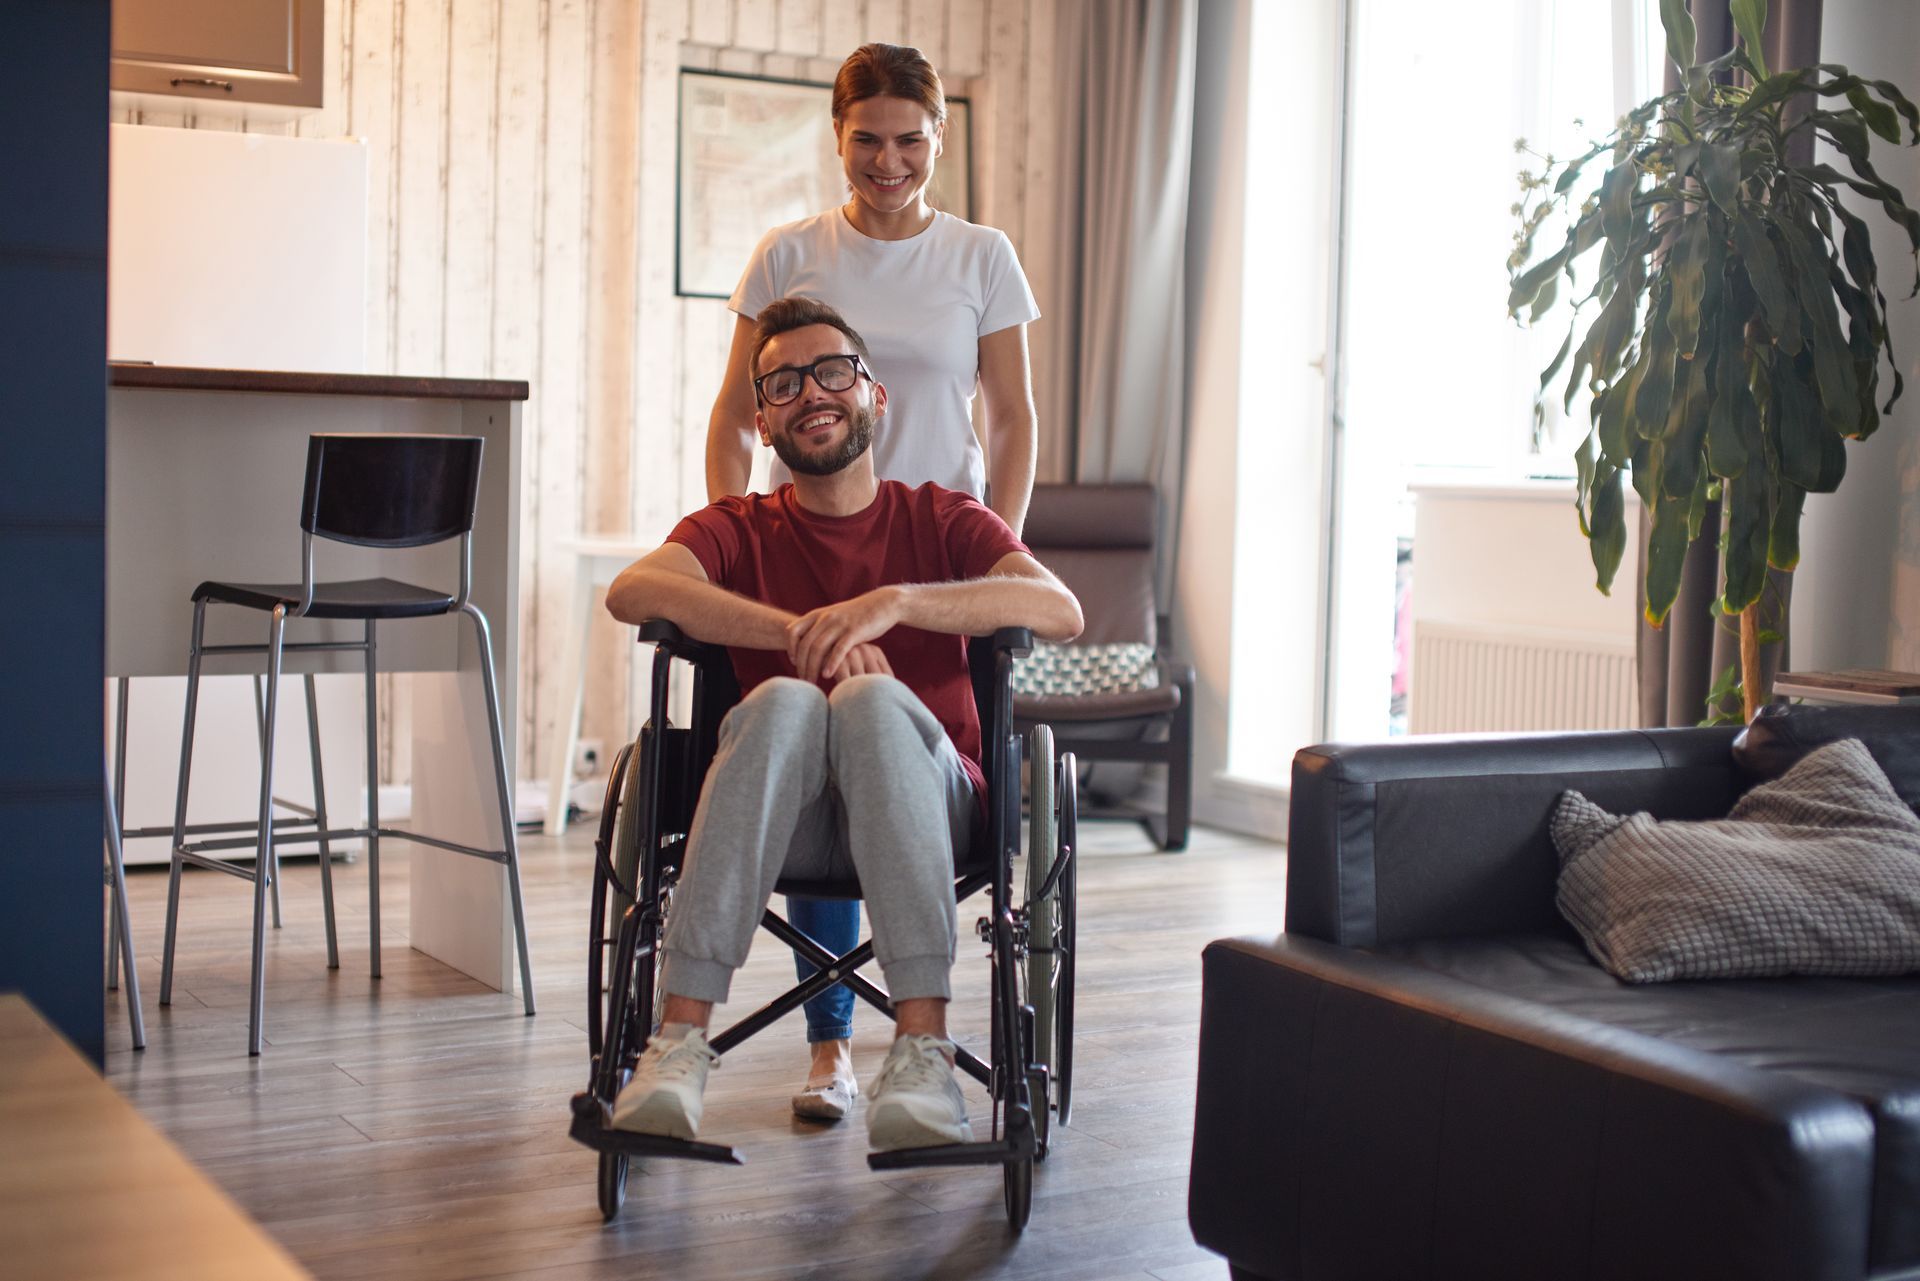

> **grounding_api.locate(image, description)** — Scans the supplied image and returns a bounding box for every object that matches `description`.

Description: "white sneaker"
[866,1034,973,1151]
[610,1027,718,1140]
[791,1066,859,1121]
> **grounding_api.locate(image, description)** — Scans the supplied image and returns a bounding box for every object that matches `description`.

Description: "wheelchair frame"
[568,621,1078,1232]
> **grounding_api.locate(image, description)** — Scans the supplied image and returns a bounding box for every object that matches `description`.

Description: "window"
[1218,0,1669,789]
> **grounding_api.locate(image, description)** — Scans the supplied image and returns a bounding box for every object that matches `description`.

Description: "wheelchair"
[568,621,1079,1231]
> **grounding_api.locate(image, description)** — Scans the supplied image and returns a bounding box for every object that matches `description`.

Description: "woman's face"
[836,94,943,215]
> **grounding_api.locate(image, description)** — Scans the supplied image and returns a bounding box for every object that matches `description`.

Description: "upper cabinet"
[112,0,322,114]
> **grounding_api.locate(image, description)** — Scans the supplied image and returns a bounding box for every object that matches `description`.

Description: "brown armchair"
[1013,483,1193,851]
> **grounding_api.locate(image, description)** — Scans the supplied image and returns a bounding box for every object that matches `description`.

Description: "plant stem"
[1740,599,1764,722]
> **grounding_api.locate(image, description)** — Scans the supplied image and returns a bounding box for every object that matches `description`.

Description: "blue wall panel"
[0,0,111,1063]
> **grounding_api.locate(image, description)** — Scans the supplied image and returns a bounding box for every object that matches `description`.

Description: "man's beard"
[772,402,876,476]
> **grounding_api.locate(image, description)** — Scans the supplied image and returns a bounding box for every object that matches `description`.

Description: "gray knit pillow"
[1550,737,1920,982]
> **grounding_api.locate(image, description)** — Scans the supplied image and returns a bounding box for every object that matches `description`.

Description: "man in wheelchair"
[602,296,1082,1152]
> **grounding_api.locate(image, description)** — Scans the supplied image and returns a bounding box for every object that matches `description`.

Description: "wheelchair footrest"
[866,1135,1029,1171]
[567,1094,745,1165]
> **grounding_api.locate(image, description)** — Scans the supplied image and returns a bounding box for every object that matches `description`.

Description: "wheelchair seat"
[570,620,1079,1233]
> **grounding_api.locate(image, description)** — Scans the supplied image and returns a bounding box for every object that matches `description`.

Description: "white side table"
[544,538,652,834]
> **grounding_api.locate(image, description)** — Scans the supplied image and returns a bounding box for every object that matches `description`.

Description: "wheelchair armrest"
[635,618,731,667]
[987,627,1034,658]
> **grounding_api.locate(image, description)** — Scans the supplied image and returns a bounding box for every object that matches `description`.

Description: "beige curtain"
[1044,0,1200,603]
[1638,0,1821,726]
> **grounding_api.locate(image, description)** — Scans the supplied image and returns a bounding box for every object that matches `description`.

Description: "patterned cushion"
[1549,737,1920,983]
[1011,641,1160,698]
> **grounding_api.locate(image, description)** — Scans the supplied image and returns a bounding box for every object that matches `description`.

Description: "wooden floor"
[105,814,1287,1281]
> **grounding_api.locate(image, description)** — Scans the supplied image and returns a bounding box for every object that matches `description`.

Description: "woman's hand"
[787,587,903,682]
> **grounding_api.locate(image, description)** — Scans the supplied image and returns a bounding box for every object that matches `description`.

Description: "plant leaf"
[1847,84,1901,142]
[1739,67,1813,120]
[1574,428,1599,535]
[1666,215,1711,358]
[1540,327,1574,396]
[1701,141,1742,213]
[1509,243,1571,316]
[1643,490,1692,626]
[1663,352,1712,498]
[1636,327,1679,439]
[1706,319,1754,478]
[1722,468,1771,611]
[1773,357,1848,490]
[1601,163,1637,252]
[1731,0,1768,79]
[1598,358,1644,460]
[1660,0,1697,76]
[1734,211,1803,353]
[1869,78,1920,142]
[1768,482,1807,570]
[1590,466,1628,594]
[1814,109,1874,168]
[1775,212,1860,434]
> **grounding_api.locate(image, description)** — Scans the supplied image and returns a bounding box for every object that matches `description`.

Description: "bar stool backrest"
[300,434,485,548]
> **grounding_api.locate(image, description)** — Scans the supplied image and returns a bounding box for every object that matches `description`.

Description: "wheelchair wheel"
[597,1151,628,1222]
[1003,1154,1033,1232]
[1023,726,1075,1143]
[586,741,639,1058]
[1055,756,1078,1126]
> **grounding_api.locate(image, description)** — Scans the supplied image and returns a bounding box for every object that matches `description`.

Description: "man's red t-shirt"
[664,480,1028,799]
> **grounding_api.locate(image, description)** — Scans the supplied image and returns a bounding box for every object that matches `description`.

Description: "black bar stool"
[157,434,536,1054]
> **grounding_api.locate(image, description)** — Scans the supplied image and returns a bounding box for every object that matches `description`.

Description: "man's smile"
[792,409,845,437]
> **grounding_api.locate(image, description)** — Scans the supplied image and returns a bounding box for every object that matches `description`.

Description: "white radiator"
[1410,621,1636,734]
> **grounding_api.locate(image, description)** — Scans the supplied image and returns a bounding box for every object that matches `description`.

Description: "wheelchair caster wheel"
[598,1151,628,1222]
[1003,1157,1032,1232]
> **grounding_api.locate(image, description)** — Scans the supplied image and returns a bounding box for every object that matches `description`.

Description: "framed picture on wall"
[675,68,973,299]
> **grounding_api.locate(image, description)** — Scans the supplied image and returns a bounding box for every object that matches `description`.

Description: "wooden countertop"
[0,994,311,1280]
[110,363,529,402]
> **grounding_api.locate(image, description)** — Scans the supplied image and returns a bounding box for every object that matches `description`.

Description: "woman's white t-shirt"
[730,208,1041,499]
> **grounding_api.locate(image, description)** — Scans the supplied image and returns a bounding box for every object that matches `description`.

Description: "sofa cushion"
[1550,738,1920,982]
[1387,931,1920,1273]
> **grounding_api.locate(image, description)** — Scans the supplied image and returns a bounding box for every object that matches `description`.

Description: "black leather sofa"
[1189,706,1920,1281]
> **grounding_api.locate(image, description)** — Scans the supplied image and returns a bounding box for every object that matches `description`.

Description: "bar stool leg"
[463,603,536,1015]
[108,677,130,992]
[104,758,146,1050]
[161,603,208,1008]
[364,620,381,980]
[305,674,339,970]
[254,676,283,930]
[247,607,288,1056]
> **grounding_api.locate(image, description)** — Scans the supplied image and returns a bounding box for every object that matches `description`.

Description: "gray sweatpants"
[661,674,979,1006]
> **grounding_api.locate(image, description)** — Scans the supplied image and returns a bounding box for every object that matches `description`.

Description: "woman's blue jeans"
[788,894,858,1042]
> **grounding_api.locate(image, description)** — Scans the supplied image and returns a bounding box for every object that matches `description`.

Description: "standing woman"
[704,42,1041,1121]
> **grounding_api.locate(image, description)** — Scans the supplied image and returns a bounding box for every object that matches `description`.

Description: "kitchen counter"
[108,365,527,996]
[110,362,527,402]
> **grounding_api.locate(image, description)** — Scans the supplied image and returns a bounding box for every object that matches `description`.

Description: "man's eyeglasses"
[754,354,869,407]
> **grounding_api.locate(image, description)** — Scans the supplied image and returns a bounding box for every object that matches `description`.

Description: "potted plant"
[1507,0,1920,720]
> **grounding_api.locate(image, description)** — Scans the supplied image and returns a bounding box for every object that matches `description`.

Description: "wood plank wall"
[113,0,1063,789]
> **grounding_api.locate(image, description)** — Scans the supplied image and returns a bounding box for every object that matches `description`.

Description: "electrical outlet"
[573,738,604,780]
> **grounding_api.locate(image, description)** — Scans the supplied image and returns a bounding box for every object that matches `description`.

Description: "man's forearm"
[892,575,1080,644]
[606,566,795,649]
